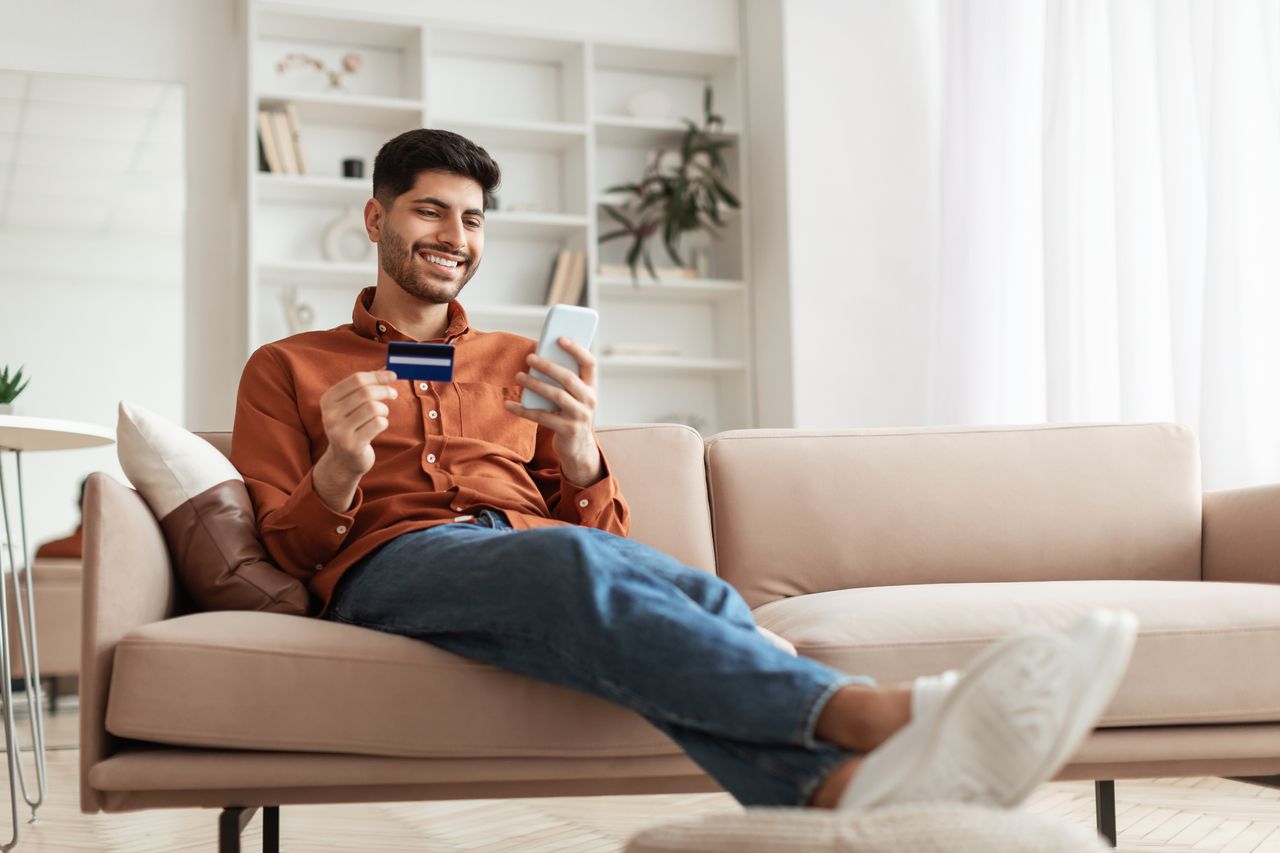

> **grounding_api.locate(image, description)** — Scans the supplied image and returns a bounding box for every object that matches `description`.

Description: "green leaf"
[711,177,740,208]
[598,228,630,244]
[642,247,660,282]
[601,204,635,230]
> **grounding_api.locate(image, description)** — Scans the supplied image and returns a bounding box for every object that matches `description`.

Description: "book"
[544,249,572,305]
[561,250,586,306]
[257,109,282,173]
[282,103,308,176]
[271,111,298,174]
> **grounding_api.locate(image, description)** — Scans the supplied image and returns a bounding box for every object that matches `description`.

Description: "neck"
[369,279,451,341]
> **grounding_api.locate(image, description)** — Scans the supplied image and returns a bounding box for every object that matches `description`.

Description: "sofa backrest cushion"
[200,422,718,575]
[117,402,310,615]
[706,423,1202,607]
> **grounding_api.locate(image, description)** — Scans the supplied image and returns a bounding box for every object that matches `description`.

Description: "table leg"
[4,451,46,817]
[0,450,24,850]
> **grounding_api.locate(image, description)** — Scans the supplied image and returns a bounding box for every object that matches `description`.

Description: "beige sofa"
[81,422,1280,850]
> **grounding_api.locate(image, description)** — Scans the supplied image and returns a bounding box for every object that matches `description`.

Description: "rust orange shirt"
[231,286,630,611]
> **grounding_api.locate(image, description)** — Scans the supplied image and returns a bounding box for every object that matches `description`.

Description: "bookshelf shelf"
[258,91,424,126]
[430,117,588,151]
[256,173,369,203]
[598,356,747,376]
[246,4,753,433]
[596,275,745,303]
[484,211,589,238]
[593,116,740,147]
[258,259,374,288]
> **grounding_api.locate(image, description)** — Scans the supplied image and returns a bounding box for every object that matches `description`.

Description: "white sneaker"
[838,608,1137,811]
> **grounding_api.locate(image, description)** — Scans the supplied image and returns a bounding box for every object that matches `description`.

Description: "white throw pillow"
[116,401,310,615]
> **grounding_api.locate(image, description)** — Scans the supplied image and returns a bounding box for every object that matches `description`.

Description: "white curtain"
[928,0,1280,490]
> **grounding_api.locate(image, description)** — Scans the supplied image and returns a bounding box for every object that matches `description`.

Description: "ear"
[364,197,383,240]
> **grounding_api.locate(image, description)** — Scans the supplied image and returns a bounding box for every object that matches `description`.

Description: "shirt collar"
[352,285,470,344]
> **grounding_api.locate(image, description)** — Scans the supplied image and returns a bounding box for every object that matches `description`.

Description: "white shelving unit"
[244,1,753,435]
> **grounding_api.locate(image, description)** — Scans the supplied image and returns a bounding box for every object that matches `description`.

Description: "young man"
[231,128,1137,810]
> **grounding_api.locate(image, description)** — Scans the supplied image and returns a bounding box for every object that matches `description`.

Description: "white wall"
[1,0,245,438]
[745,0,941,428]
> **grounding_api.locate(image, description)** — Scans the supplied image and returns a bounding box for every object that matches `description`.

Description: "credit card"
[386,341,455,382]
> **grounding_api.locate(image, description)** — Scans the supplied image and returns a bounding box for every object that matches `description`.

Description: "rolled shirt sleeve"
[230,346,362,579]
[527,427,630,537]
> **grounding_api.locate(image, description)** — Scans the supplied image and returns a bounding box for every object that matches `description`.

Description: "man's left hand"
[504,337,602,488]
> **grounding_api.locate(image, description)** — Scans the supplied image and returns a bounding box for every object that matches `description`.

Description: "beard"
[378,220,479,303]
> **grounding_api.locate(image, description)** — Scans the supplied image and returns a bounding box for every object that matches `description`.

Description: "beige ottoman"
[625,804,1108,853]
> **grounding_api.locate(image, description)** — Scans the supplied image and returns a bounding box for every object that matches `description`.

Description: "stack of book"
[258,104,308,175]
[544,249,586,306]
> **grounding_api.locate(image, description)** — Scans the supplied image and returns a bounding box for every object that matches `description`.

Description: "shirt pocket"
[455,382,538,461]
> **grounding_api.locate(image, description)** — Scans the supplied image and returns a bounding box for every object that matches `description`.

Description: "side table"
[0,415,114,851]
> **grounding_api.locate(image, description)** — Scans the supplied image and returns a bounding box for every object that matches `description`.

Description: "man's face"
[373,170,485,303]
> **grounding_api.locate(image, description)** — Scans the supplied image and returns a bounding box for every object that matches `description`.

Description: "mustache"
[415,243,470,264]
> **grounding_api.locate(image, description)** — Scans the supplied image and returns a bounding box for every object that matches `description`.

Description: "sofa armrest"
[1202,484,1280,584]
[80,472,177,814]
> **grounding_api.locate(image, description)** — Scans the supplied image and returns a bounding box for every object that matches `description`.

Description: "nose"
[436,216,466,254]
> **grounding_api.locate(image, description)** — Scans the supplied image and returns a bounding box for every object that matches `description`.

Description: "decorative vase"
[0,403,14,416]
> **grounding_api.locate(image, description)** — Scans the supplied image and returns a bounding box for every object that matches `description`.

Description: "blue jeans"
[323,507,868,805]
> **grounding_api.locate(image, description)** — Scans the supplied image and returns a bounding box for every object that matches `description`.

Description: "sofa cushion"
[116,401,310,615]
[706,423,1202,607]
[105,611,681,758]
[754,579,1280,728]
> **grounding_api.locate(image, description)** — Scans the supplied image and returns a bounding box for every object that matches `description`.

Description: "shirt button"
[578,498,589,508]
[314,563,323,571]
[429,410,438,419]
[377,323,386,333]
[336,525,347,534]
[427,453,437,463]
[419,382,429,391]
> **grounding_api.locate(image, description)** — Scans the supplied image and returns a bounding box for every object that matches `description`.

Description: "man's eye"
[465,219,482,228]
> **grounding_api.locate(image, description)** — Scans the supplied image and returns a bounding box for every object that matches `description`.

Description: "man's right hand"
[312,370,399,512]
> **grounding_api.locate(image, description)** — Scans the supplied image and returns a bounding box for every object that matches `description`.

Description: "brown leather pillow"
[116,401,310,615]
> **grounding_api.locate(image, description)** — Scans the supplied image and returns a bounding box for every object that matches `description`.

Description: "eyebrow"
[408,196,485,219]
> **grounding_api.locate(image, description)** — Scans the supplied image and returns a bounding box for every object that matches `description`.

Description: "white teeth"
[423,253,459,268]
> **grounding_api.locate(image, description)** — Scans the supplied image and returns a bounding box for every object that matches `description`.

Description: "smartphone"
[522,304,599,411]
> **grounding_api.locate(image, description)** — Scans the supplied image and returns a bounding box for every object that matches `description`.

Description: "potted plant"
[0,365,30,415]
[599,85,740,282]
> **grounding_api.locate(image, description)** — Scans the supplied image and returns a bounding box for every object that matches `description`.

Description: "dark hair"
[372,128,501,211]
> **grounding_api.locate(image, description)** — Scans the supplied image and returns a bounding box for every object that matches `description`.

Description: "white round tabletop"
[0,414,115,452]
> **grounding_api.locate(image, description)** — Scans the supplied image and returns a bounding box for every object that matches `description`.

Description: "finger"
[332,394,386,432]
[333,384,397,420]
[350,414,389,446]
[516,371,582,415]
[526,352,594,404]
[559,338,599,389]
[323,372,398,413]
[328,370,397,399]
[503,399,561,427]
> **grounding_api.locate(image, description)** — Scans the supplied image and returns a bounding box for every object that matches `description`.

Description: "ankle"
[808,756,864,809]
[814,683,912,753]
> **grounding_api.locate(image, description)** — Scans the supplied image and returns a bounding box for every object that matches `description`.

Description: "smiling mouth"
[419,251,465,271]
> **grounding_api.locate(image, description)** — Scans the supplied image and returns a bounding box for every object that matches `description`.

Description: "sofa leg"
[46,676,58,714]
[264,806,280,853]
[219,806,278,852]
[1095,780,1117,847]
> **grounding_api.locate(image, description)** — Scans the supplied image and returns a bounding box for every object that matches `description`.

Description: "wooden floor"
[6,705,1280,851]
